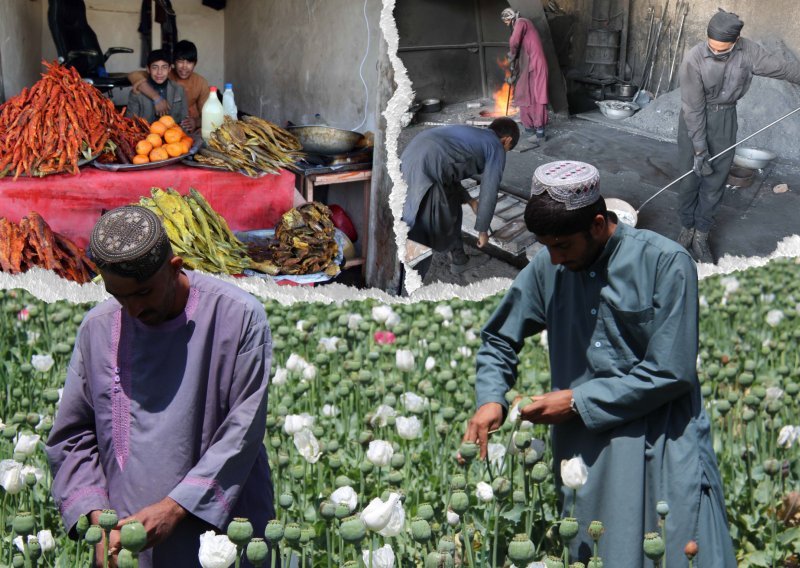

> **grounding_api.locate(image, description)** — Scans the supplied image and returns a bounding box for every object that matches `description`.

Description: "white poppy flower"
[396,416,422,440]
[385,311,402,329]
[425,356,436,371]
[361,493,405,536]
[561,456,589,490]
[366,440,394,467]
[465,329,477,342]
[434,305,454,322]
[475,481,494,502]
[539,330,548,348]
[31,354,55,373]
[26,331,40,346]
[766,310,784,327]
[283,414,314,435]
[198,531,237,568]
[487,443,506,468]
[0,460,24,495]
[348,313,364,330]
[446,509,460,526]
[330,485,358,512]
[272,367,288,386]
[296,320,307,332]
[396,350,415,372]
[457,346,472,358]
[14,433,40,457]
[766,387,785,402]
[361,544,395,568]
[400,392,428,413]
[322,404,338,418]
[372,305,394,323]
[370,404,397,428]
[318,337,340,353]
[21,465,44,483]
[293,428,322,464]
[778,425,799,449]
[37,530,55,552]
[285,353,307,373]
[302,365,317,381]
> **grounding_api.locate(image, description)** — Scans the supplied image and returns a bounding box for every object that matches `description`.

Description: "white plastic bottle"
[201,86,225,142]
[222,83,238,120]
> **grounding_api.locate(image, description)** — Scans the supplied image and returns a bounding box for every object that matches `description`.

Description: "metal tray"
[12,152,100,178]
[234,228,345,285]
[92,137,202,172]
[181,154,269,178]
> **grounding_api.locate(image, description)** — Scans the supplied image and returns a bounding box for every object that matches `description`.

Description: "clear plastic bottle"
[201,86,225,142]
[222,83,238,120]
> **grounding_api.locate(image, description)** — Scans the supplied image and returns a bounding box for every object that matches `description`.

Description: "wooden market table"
[0,165,298,248]
[295,164,372,273]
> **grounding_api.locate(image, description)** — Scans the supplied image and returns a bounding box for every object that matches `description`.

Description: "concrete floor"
[400,104,800,287]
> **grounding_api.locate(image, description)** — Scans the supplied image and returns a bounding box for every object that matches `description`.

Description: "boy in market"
[126,49,188,126]
[127,40,210,133]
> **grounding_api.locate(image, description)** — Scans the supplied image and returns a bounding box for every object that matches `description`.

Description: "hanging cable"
[353,0,371,132]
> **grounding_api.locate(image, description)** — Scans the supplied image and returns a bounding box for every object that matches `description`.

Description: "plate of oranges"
[93,115,200,172]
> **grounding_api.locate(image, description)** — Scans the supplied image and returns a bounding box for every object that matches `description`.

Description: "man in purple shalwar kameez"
[503,8,550,142]
[45,205,275,567]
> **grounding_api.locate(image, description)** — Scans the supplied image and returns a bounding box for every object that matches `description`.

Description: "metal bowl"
[596,100,640,120]
[617,83,637,97]
[726,165,755,188]
[287,125,362,155]
[733,147,776,169]
[605,197,638,227]
[420,98,442,113]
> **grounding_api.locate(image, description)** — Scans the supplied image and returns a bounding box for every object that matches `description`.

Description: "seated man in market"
[127,40,210,133]
[45,205,275,567]
[401,117,520,281]
[462,161,737,566]
[126,49,188,126]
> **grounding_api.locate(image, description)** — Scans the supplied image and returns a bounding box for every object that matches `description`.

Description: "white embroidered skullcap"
[501,8,519,21]
[531,161,601,210]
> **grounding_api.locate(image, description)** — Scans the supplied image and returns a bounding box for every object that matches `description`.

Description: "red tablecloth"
[0,165,296,248]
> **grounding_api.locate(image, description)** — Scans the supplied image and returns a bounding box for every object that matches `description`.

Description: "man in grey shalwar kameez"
[464,161,736,566]
[46,206,275,567]
[677,8,800,262]
[401,117,519,279]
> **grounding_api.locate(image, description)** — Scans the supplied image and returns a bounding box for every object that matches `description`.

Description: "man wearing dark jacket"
[401,118,519,279]
[676,8,800,263]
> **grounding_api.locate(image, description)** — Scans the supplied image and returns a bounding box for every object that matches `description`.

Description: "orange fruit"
[149,147,169,162]
[158,115,176,128]
[135,140,153,156]
[164,127,184,144]
[146,133,163,148]
[150,121,167,136]
[165,142,185,157]
[179,136,193,153]
[132,154,150,165]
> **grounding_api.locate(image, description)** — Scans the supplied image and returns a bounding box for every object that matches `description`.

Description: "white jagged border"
[0,0,798,305]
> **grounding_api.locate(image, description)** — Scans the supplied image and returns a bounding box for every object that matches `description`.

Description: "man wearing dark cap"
[45,206,275,567]
[464,161,736,566]
[126,49,188,125]
[677,8,800,263]
[401,117,520,281]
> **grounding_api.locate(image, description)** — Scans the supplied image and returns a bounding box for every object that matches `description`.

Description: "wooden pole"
[365,26,401,292]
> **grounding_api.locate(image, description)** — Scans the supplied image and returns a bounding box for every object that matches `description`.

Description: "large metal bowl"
[287,126,362,155]
[733,147,776,169]
[605,197,638,227]
[596,100,640,120]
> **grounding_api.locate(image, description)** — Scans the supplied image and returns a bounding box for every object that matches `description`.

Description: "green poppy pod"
[643,532,665,560]
[559,517,579,541]
[12,513,35,536]
[246,538,269,566]
[120,520,147,554]
[227,517,254,547]
[507,533,536,563]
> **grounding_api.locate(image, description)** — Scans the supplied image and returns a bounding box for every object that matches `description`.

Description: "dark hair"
[147,49,171,67]
[524,193,607,236]
[488,117,520,150]
[174,40,198,63]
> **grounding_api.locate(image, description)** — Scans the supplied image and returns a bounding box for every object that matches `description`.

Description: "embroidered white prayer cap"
[531,161,601,210]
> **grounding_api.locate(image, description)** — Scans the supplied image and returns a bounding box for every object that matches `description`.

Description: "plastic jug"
[222,83,238,120]
[201,86,225,142]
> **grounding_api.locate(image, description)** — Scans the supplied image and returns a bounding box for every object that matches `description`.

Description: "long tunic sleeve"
[46,338,111,536]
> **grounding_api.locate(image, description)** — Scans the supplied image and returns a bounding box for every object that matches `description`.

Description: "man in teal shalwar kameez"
[464,161,736,566]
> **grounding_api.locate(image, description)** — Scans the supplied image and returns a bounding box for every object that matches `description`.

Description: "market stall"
[0,165,298,249]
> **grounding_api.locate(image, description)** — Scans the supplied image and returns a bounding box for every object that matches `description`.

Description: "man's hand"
[519,390,577,424]
[180,116,198,133]
[477,231,490,248]
[461,402,504,461]
[154,97,171,116]
[115,497,187,552]
[692,152,713,177]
